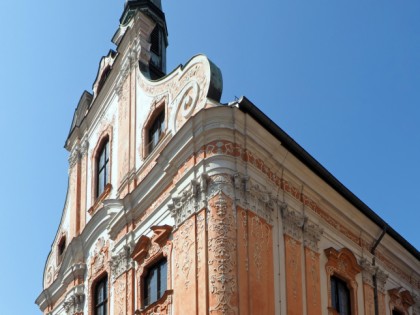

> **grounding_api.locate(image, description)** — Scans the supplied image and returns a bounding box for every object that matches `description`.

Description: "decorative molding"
[68,144,81,169]
[110,245,134,282]
[173,218,194,289]
[135,290,173,315]
[359,258,376,287]
[131,225,173,310]
[303,221,323,252]
[80,139,89,157]
[63,285,85,315]
[359,258,389,292]
[170,173,277,229]
[240,175,276,224]
[251,215,270,280]
[168,179,200,228]
[281,205,305,241]
[165,139,418,290]
[388,287,415,314]
[325,247,362,315]
[208,191,238,314]
[375,268,389,294]
[89,237,109,280]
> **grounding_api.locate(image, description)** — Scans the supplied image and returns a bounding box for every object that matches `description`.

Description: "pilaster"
[207,189,238,314]
[303,221,323,315]
[281,205,305,315]
[111,245,135,315]
[359,258,376,315]
[68,143,82,240]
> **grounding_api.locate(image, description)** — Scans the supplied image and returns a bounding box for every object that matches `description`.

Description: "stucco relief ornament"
[243,177,276,224]
[281,205,305,241]
[90,237,109,278]
[303,221,323,252]
[375,268,388,293]
[208,190,237,314]
[359,258,376,287]
[63,288,85,315]
[174,81,200,131]
[251,216,270,280]
[168,180,200,228]
[45,265,54,286]
[173,218,194,288]
[110,245,133,282]
[68,144,80,169]
[207,174,235,201]
[80,139,89,157]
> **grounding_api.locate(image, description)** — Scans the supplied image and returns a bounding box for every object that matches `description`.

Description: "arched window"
[147,109,165,154]
[96,139,110,198]
[94,275,108,315]
[143,258,167,307]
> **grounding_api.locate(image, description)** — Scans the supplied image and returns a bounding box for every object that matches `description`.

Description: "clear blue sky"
[0,0,418,313]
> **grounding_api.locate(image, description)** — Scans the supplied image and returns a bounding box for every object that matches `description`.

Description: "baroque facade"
[36,1,420,315]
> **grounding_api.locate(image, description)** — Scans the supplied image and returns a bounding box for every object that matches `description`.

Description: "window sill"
[88,183,112,216]
[135,290,173,315]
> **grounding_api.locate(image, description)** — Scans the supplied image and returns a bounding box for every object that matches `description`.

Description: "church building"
[36,1,420,314]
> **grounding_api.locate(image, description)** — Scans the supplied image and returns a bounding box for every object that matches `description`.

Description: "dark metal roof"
[236,96,420,261]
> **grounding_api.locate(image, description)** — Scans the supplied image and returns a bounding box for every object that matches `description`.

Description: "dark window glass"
[95,276,108,315]
[148,110,165,153]
[58,237,66,256]
[144,259,167,307]
[331,276,351,315]
[97,140,110,198]
[97,67,112,94]
[150,26,160,56]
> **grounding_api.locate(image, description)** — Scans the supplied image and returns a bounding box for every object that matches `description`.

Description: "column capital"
[281,205,305,241]
[303,221,323,252]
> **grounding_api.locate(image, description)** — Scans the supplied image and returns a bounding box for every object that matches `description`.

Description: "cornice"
[36,263,87,313]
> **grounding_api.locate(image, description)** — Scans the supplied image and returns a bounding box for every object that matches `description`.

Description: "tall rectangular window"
[148,110,165,153]
[144,259,167,307]
[331,275,351,315]
[96,140,109,197]
[95,276,108,315]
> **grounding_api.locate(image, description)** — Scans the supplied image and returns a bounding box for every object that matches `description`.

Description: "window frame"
[89,129,113,216]
[131,225,173,313]
[142,99,167,159]
[96,138,110,199]
[143,258,168,307]
[330,275,351,315]
[93,275,108,315]
[147,109,165,154]
[324,247,362,315]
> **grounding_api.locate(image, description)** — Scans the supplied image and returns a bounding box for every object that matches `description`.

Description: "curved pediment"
[138,54,223,134]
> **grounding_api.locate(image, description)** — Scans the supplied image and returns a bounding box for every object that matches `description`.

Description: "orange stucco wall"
[304,247,322,315]
[284,234,303,315]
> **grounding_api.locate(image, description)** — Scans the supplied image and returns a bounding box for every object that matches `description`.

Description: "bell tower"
[119,0,168,79]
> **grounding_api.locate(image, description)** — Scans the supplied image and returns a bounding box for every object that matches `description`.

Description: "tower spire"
[120,0,168,79]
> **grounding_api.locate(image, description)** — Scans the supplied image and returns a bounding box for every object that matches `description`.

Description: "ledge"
[88,183,112,215]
